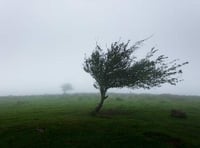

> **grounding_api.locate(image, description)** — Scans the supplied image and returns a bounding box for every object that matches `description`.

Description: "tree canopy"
[83,39,188,114]
[61,83,73,94]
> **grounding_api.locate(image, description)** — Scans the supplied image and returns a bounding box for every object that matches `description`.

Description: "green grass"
[0,93,200,147]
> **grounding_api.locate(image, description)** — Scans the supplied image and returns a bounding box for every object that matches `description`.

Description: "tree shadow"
[95,108,133,118]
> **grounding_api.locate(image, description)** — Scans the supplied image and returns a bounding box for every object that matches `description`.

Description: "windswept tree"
[83,39,188,114]
[61,83,73,94]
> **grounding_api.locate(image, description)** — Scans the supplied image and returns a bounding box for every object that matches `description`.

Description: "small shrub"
[170,109,187,118]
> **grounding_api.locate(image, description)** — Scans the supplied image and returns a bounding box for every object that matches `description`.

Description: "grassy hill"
[0,94,199,147]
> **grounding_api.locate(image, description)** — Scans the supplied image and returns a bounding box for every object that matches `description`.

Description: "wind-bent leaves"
[83,39,188,114]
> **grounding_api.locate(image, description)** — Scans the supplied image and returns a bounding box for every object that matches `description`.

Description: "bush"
[170,109,187,118]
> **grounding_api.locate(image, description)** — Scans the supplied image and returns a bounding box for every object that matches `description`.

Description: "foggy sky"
[0,0,199,96]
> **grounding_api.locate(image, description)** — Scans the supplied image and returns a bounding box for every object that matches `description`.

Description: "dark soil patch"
[99,109,132,116]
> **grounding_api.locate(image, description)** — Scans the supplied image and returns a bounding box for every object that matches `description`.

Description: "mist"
[0,0,199,96]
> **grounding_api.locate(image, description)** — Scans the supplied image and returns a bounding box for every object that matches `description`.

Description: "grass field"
[0,93,200,148]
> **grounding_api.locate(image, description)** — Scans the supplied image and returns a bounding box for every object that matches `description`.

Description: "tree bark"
[94,97,105,113]
[92,88,108,115]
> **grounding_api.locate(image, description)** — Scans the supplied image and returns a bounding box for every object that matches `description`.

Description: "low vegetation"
[0,94,200,147]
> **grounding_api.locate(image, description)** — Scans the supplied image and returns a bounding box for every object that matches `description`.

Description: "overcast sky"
[0,0,199,96]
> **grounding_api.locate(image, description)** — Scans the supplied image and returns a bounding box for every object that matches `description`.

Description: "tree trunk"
[91,88,108,115]
[94,97,105,114]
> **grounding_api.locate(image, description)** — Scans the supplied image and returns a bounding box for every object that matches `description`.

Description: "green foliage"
[84,40,188,91]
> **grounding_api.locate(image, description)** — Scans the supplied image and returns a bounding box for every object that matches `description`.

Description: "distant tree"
[83,39,188,114]
[61,83,73,94]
